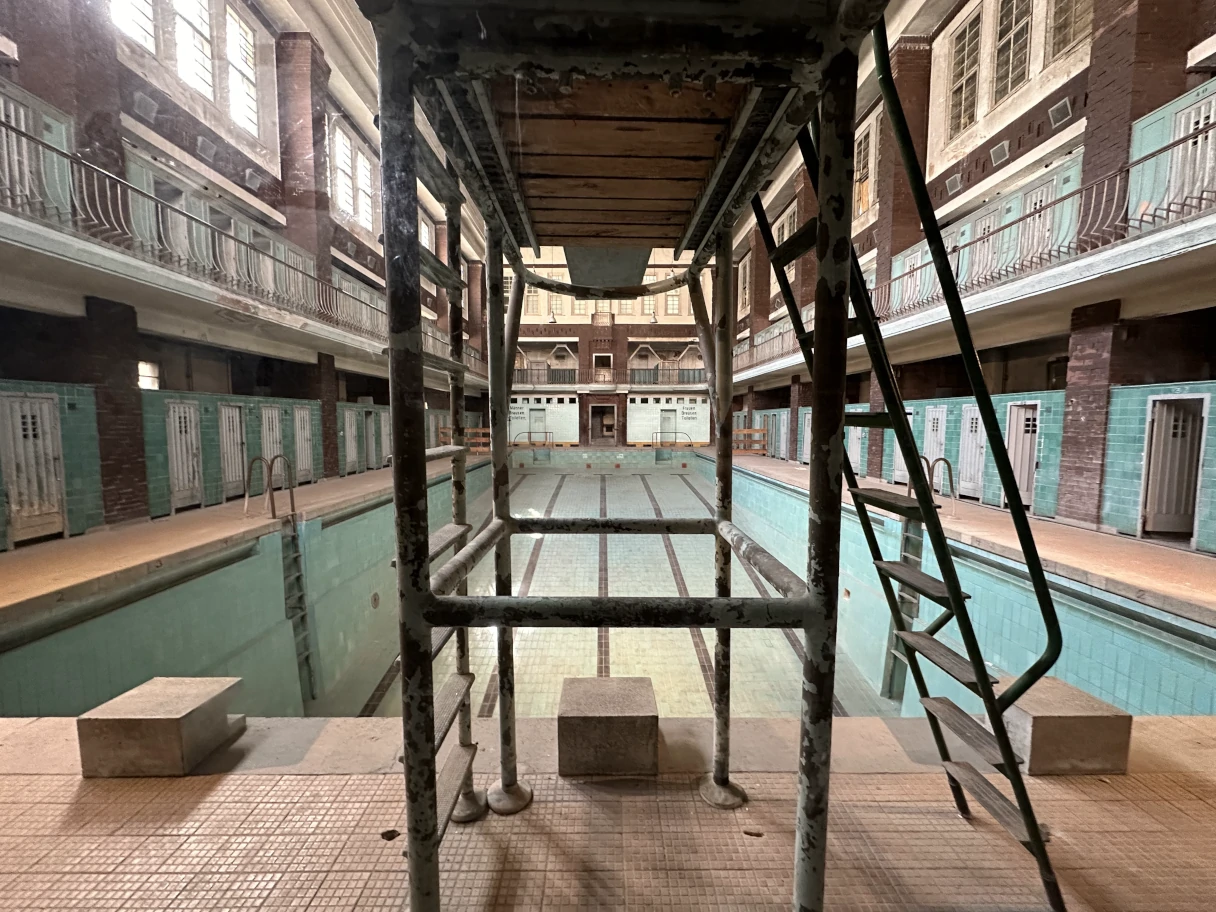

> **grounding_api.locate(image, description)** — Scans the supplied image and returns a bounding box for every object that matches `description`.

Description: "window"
[113,0,157,51]
[573,297,587,315]
[994,0,1032,104]
[643,273,656,312]
[138,361,161,390]
[737,254,752,317]
[174,0,215,99]
[948,13,981,139]
[665,291,680,315]
[226,8,257,134]
[550,291,563,315]
[357,157,374,230]
[525,286,539,315]
[773,204,797,288]
[619,298,633,314]
[418,213,433,251]
[1049,0,1091,60]
[595,298,610,313]
[503,273,514,307]
[853,128,872,216]
[333,130,355,215]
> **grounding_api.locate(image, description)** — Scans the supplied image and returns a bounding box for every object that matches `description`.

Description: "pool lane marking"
[598,474,610,677]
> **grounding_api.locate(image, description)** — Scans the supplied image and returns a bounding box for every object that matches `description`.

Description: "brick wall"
[866,369,885,477]
[895,355,970,400]
[874,38,931,284]
[277,33,334,281]
[794,171,819,311]
[1083,0,1194,185]
[1057,300,1122,525]
[309,354,340,477]
[467,261,486,356]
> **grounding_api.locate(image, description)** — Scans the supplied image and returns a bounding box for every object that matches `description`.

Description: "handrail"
[732,113,1216,373]
[511,431,554,446]
[243,454,296,519]
[0,119,480,371]
[651,430,694,447]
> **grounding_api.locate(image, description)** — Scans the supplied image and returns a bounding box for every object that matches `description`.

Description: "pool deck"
[733,453,1216,624]
[0,460,477,614]
[0,711,1213,909]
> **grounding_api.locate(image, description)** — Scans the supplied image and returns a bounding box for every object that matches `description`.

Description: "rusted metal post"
[377,41,441,912]
[445,165,489,826]
[687,269,717,413]
[503,270,525,398]
[486,226,533,816]
[794,44,859,912]
[700,228,746,811]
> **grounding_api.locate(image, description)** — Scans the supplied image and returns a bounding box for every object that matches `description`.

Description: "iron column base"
[698,775,747,810]
[488,779,533,815]
[451,788,489,824]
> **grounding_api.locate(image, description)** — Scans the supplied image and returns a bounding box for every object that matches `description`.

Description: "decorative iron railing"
[733,117,1216,372]
[0,119,485,377]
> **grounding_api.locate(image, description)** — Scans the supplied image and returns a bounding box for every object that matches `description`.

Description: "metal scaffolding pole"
[486,227,533,816]
[378,42,441,912]
[445,162,489,827]
[700,228,747,811]
[794,43,859,912]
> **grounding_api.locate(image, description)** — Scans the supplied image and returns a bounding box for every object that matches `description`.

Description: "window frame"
[1047,0,1092,63]
[853,127,872,216]
[665,290,681,315]
[993,0,1033,106]
[173,0,216,100]
[737,254,751,317]
[225,6,258,135]
[114,0,158,52]
[948,12,982,140]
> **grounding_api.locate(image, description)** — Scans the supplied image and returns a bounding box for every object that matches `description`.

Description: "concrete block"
[997,675,1132,776]
[77,677,244,778]
[558,677,658,776]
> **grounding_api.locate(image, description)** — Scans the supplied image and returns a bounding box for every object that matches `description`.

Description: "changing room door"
[0,393,65,542]
[1143,398,1204,535]
[261,405,284,487]
[778,411,790,460]
[380,410,391,462]
[344,410,359,472]
[659,409,676,444]
[218,404,245,498]
[1006,403,1039,507]
[529,408,546,445]
[847,425,862,468]
[892,409,913,484]
[958,404,985,499]
[924,405,947,491]
[364,412,378,468]
[166,401,202,510]
[800,411,812,463]
[294,406,313,483]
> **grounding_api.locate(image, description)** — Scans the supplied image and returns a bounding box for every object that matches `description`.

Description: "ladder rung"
[429,522,472,561]
[943,761,1032,846]
[435,672,474,747]
[770,217,818,270]
[875,562,965,606]
[436,742,477,844]
[921,697,1021,774]
[844,412,892,428]
[850,487,933,519]
[432,626,456,659]
[896,631,995,687]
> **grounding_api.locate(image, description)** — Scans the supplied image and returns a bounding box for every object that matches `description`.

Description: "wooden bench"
[77,677,245,777]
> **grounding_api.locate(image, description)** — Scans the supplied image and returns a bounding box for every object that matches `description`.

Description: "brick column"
[1057,301,1122,526]
[434,222,449,332]
[1082,0,1193,185]
[873,37,932,284]
[793,171,819,310]
[787,375,805,461]
[309,353,340,477]
[81,298,147,523]
[748,226,772,336]
[866,369,885,477]
[276,33,334,282]
[466,261,486,355]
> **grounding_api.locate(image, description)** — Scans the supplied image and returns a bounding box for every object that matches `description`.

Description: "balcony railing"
[509,367,705,386]
[629,367,706,385]
[0,119,483,376]
[733,117,1216,372]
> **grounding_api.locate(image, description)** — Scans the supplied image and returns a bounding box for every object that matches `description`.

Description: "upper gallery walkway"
[733,453,1216,624]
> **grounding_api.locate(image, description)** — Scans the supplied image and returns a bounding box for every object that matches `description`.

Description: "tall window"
[525,286,539,315]
[334,130,355,215]
[226,8,257,134]
[994,0,1032,104]
[853,128,872,216]
[773,204,797,288]
[737,254,751,317]
[418,213,433,250]
[643,274,656,313]
[137,361,161,390]
[619,298,633,314]
[595,298,610,313]
[1049,0,1092,61]
[114,0,156,52]
[357,156,374,230]
[574,296,587,315]
[174,0,215,99]
[549,290,564,315]
[333,127,377,232]
[665,291,680,315]
[949,13,981,138]
[503,273,514,308]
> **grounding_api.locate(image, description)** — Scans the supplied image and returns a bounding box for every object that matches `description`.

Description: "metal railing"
[509,367,705,386]
[732,116,1216,372]
[0,119,479,368]
[629,366,705,385]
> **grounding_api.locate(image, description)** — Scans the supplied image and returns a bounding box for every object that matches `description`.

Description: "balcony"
[0,120,484,377]
[732,115,1216,374]
[509,367,706,387]
[629,366,705,385]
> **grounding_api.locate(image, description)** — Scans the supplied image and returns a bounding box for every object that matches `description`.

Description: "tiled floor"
[6,713,1216,910]
[373,469,896,721]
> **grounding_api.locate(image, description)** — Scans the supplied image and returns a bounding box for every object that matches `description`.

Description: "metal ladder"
[748,22,1068,910]
[279,515,317,703]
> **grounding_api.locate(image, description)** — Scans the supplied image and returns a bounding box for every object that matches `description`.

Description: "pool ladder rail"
[751,20,1068,910]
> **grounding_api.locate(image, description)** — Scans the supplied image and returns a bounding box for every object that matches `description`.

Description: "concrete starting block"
[77,677,245,778]
[558,676,658,776]
[996,675,1132,775]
